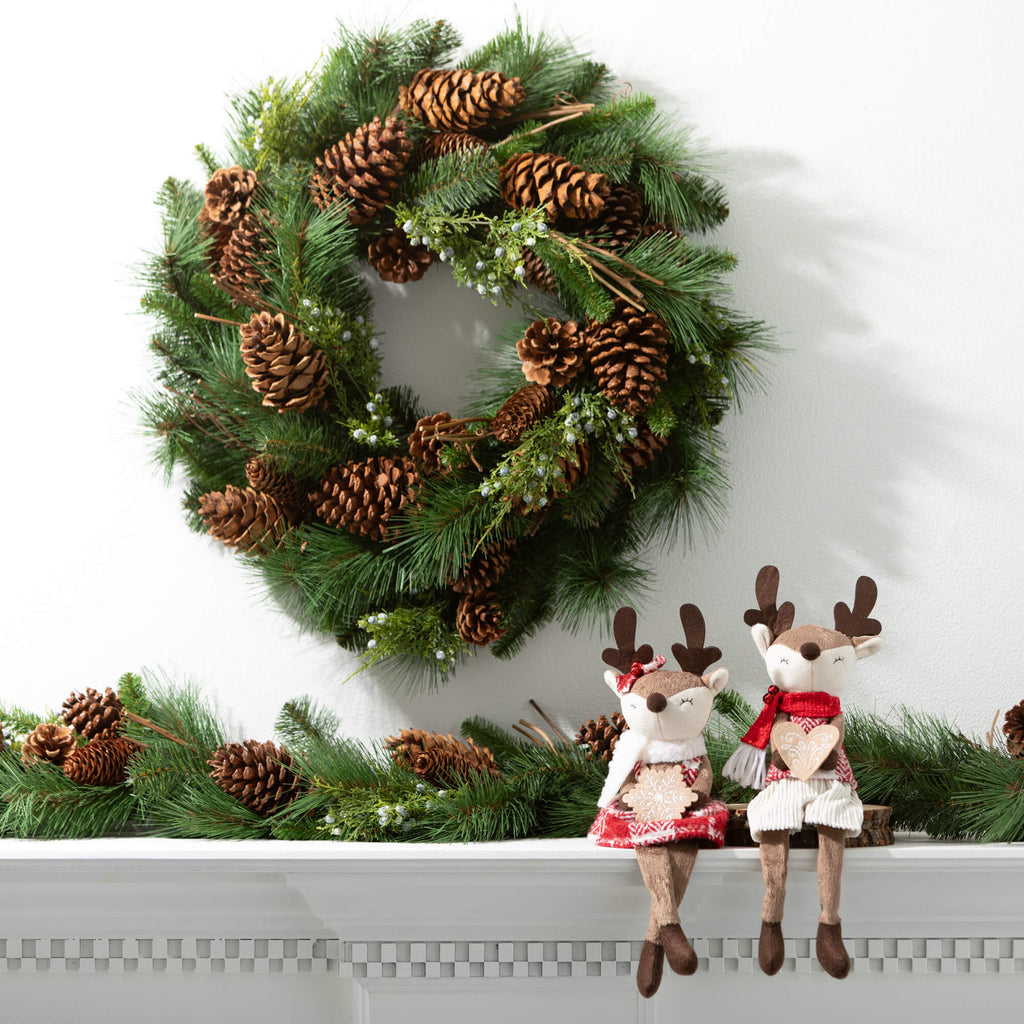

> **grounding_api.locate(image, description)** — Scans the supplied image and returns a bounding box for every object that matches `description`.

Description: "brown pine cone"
[399,68,524,132]
[239,311,329,414]
[575,712,628,762]
[491,384,554,444]
[640,221,682,241]
[198,485,288,554]
[63,687,123,741]
[522,248,555,293]
[580,183,643,250]
[208,739,302,816]
[198,206,235,265]
[499,153,608,222]
[1004,700,1024,758]
[21,723,77,767]
[385,728,500,786]
[408,412,457,474]
[451,544,514,594]
[617,421,667,479]
[556,443,591,492]
[585,300,670,415]
[516,317,586,388]
[201,166,258,231]
[311,117,413,224]
[63,737,142,786]
[367,228,432,284]
[455,592,505,646]
[216,212,271,309]
[413,131,488,165]
[311,457,419,542]
[245,456,315,522]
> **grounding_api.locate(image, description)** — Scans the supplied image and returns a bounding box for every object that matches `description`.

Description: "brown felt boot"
[660,923,698,975]
[816,921,851,979]
[758,920,785,975]
[636,939,664,998]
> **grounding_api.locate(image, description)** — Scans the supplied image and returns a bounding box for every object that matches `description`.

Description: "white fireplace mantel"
[1,837,1021,1022]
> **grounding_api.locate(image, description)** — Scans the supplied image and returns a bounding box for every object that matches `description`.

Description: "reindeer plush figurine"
[723,566,882,979]
[589,604,730,998]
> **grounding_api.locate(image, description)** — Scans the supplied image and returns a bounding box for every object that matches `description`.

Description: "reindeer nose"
[800,642,821,661]
[646,692,668,713]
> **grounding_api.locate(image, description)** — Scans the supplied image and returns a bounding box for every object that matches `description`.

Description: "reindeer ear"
[702,667,729,694]
[604,669,621,693]
[751,623,773,657]
[852,635,883,660]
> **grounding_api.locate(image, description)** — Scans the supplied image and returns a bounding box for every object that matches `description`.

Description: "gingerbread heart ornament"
[770,722,840,781]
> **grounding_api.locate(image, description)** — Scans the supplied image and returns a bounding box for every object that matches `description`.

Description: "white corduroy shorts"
[745,777,863,842]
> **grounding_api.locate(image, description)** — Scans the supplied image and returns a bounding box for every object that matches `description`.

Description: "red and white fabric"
[589,756,729,849]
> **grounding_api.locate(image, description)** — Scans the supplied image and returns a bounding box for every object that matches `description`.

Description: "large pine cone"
[455,592,505,646]
[516,318,586,388]
[311,457,419,542]
[245,456,314,522]
[499,153,608,222]
[240,311,329,414]
[491,383,555,443]
[368,228,432,284]
[21,723,77,767]
[198,485,288,554]
[522,248,555,293]
[208,739,302,816]
[451,544,514,594]
[216,212,271,308]
[399,68,524,132]
[580,183,643,250]
[64,737,142,786]
[201,166,257,231]
[585,300,670,415]
[575,712,628,762]
[1004,700,1024,758]
[385,728,501,787]
[311,117,413,224]
[63,687,123,741]
[414,131,488,165]
[617,422,667,479]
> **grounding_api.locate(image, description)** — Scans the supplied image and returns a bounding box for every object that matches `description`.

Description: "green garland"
[138,16,769,689]
[3,676,1022,843]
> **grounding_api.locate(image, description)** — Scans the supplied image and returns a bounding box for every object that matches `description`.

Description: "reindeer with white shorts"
[723,566,882,978]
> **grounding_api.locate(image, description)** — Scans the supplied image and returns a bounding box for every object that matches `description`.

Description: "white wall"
[2,0,1021,746]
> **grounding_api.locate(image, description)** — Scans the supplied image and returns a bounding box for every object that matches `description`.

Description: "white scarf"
[597,733,707,808]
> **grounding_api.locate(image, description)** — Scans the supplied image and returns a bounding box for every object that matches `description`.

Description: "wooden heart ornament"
[621,764,699,822]
[770,722,840,781]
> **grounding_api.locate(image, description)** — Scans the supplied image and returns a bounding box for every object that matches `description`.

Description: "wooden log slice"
[724,803,894,848]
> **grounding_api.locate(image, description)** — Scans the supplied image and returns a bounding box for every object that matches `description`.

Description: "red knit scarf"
[740,686,841,749]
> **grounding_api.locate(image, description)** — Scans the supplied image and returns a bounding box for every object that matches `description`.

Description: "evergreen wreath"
[3,678,1023,843]
[139,17,769,688]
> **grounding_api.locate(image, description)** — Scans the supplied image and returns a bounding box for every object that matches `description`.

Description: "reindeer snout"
[800,642,821,661]
[646,692,668,713]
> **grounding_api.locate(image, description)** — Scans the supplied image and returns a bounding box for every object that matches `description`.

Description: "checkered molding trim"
[1,937,1022,975]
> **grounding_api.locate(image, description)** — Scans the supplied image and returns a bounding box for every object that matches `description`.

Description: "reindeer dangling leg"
[636,841,699,994]
[815,825,851,978]
[757,829,790,975]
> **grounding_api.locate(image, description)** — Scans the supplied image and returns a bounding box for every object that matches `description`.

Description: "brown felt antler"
[742,565,795,640]
[833,576,881,637]
[671,604,721,675]
[602,607,654,673]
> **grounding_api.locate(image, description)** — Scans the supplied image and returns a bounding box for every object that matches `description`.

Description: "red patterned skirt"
[589,797,729,849]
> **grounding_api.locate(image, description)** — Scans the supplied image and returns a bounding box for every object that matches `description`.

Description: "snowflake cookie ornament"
[589,603,730,998]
